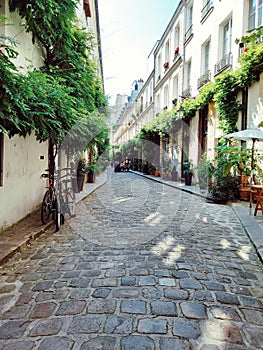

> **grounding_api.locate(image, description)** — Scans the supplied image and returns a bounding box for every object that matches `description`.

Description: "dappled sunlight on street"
[237,245,252,261]
[164,244,186,265]
[220,238,231,250]
[202,216,208,223]
[150,235,185,264]
[151,236,176,255]
[144,211,163,226]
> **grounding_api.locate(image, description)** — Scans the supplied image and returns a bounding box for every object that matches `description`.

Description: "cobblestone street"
[0,171,263,350]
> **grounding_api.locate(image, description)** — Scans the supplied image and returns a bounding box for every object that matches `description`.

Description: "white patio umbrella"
[224,128,263,171]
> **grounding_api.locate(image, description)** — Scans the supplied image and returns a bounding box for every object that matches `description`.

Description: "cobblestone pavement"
[0,171,263,350]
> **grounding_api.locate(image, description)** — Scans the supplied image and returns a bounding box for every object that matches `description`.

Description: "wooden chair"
[239,173,249,200]
[239,174,255,200]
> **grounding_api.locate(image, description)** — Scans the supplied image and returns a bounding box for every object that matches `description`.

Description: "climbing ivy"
[0,1,108,152]
[141,31,263,136]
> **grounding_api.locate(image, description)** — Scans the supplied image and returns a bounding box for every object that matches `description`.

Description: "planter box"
[184,173,193,186]
[87,171,96,183]
[77,175,85,192]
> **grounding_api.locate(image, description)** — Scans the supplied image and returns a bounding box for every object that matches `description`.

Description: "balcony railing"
[184,25,193,44]
[181,86,191,99]
[197,70,211,89]
[214,53,232,76]
[201,0,214,23]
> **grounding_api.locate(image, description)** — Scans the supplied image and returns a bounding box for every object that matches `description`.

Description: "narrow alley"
[0,171,263,350]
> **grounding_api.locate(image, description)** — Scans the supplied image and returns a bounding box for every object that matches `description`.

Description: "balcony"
[181,86,191,99]
[201,0,214,24]
[214,53,232,76]
[184,25,193,45]
[197,70,211,89]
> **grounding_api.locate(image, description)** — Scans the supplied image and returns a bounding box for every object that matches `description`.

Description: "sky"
[98,0,180,103]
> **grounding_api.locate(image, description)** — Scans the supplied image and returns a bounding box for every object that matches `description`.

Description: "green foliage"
[77,157,87,176]
[0,1,108,157]
[207,146,252,201]
[196,154,214,189]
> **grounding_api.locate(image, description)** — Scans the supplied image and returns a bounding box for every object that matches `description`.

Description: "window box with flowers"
[163,62,169,69]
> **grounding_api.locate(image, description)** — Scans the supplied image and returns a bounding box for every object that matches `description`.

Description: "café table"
[249,184,263,216]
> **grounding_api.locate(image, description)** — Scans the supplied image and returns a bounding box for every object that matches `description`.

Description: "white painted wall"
[0,134,48,229]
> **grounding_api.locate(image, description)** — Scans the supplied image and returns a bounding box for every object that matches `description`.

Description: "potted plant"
[77,158,87,191]
[86,163,96,183]
[184,161,193,186]
[196,155,214,191]
[206,147,240,203]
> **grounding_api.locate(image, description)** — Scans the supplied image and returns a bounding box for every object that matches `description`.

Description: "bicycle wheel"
[66,185,76,217]
[41,190,52,224]
[55,198,61,232]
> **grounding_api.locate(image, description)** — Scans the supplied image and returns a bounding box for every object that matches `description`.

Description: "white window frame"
[174,25,180,50]
[157,53,162,80]
[163,85,169,108]
[165,39,170,62]
[248,0,263,30]
[186,60,191,89]
[222,18,232,57]
[203,40,210,74]
[172,75,179,102]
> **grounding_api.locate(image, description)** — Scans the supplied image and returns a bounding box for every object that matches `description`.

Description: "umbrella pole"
[251,138,256,184]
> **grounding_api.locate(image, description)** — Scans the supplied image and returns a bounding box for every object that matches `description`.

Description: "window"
[157,54,162,81]
[223,18,232,57]
[187,5,193,30]
[198,40,211,88]
[186,61,192,88]
[185,4,193,44]
[248,0,263,30]
[0,133,3,186]
[156,93,161,112]
[163,85,169,108]
[165,40,170,62]
[203,40,210,73]
[174,25,180,51]
[172,75,179,103]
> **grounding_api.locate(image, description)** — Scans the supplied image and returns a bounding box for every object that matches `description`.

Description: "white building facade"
[112,0,263,180]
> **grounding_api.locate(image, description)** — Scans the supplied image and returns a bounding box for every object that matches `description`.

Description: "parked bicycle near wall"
[41,167,76,232]
[41,169,62,232]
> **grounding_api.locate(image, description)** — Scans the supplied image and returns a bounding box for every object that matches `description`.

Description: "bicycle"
[41,167,76,232]
[41,169,62,232]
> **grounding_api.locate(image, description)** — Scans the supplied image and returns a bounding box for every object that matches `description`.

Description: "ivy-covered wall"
[0,0,108,149]
[143,29,263,137]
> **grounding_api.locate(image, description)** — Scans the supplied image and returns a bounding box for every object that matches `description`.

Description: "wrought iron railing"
[214,53,232,76]
[201,0,214,23]
[184,25,193,44]
[197,70,211,89]
[181,86,191,99]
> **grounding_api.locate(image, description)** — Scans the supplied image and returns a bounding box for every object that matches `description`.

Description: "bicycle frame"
[41,169,61,232]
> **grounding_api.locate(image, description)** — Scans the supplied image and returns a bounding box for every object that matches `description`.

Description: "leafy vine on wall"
[0,1,108,152]
[142,27,263,136]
